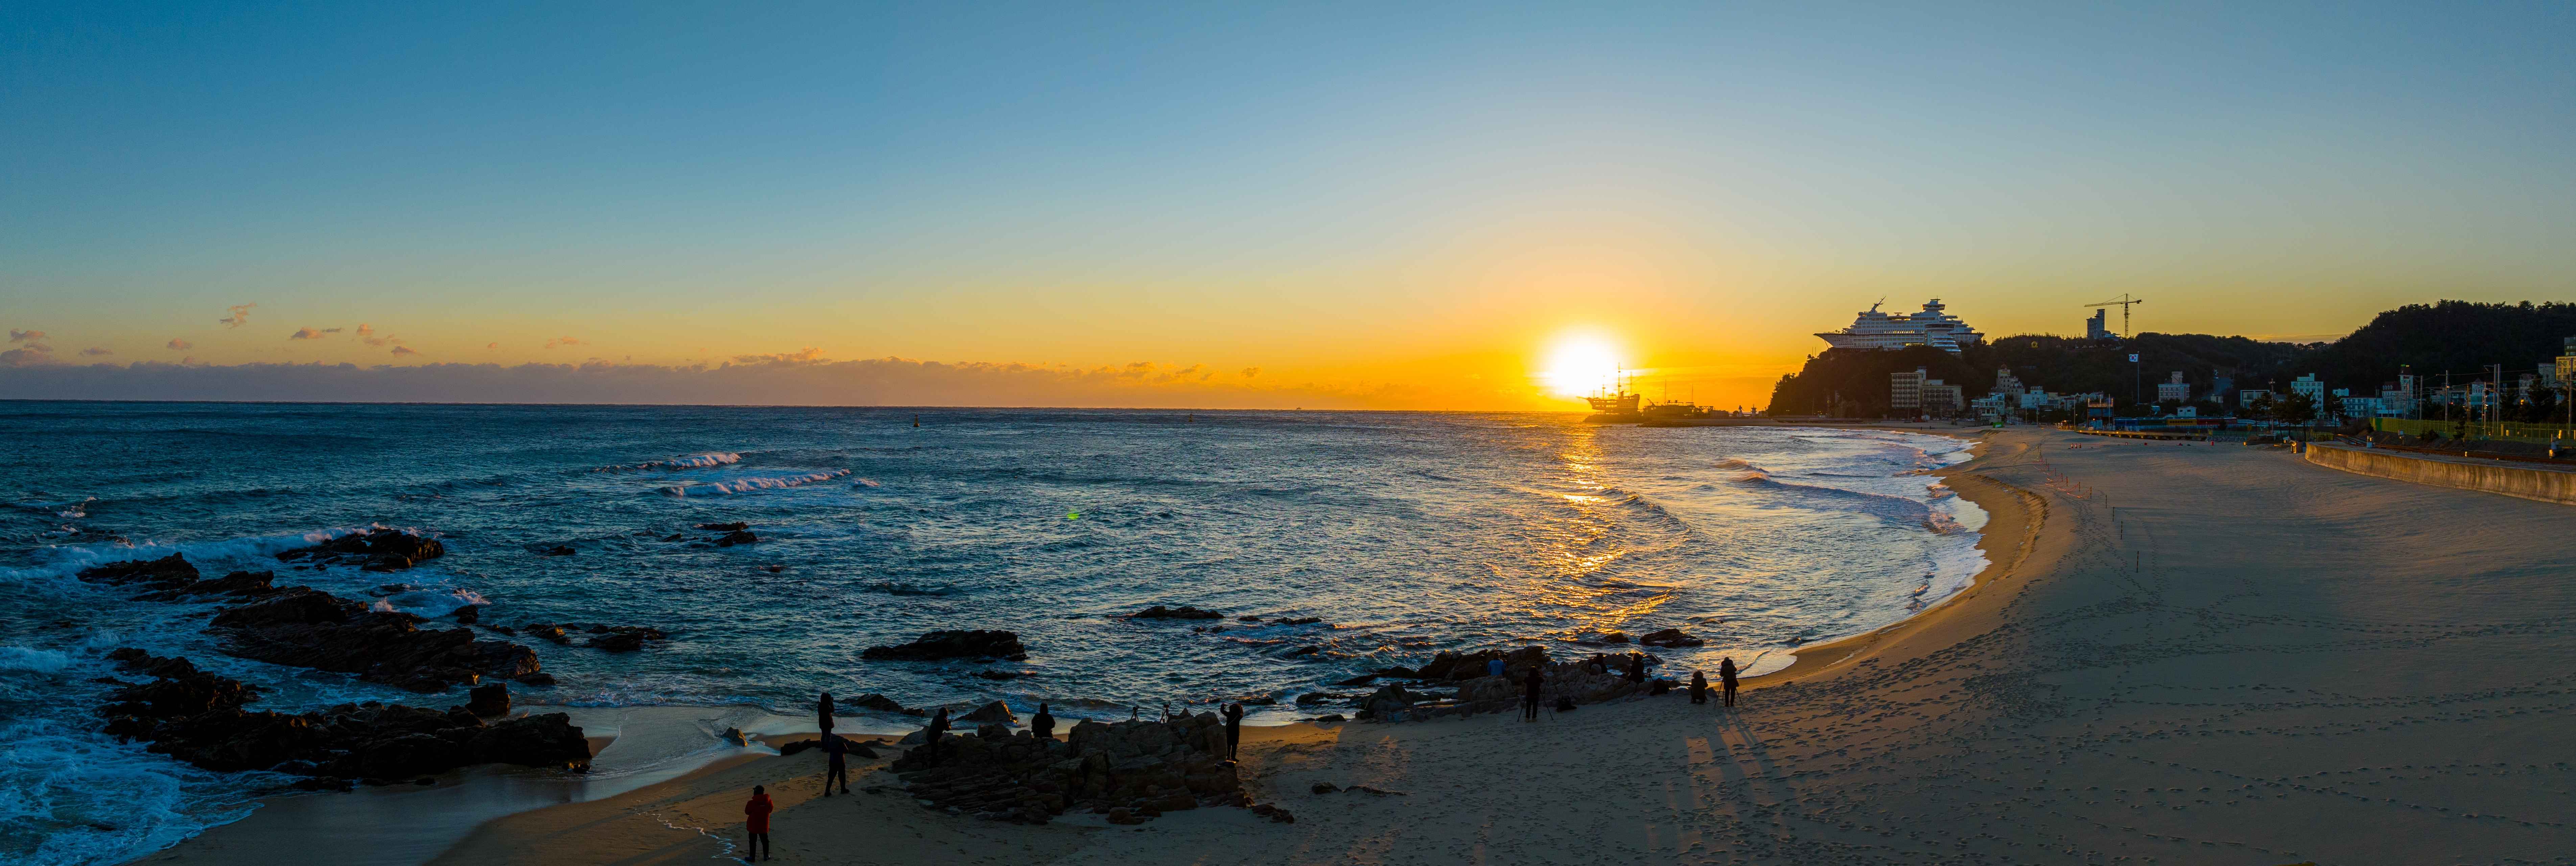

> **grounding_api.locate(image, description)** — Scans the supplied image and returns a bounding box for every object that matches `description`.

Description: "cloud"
[1241,367,1262,378]
[167,338,193,350]
[81,347,112,356]
[0,348,51,367]
[218,303,254,328]
[730,347,825,365]
[9,329,46,344]
[0,357,1512,409]
[289,327,343,340]
[391,345,419,356]
[544,337,585,349]
[486,342,499,349]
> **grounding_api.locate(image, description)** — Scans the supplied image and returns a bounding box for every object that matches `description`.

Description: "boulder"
[452,606,479,624]
[466,714,592,771]
[714,530,758,547]
[862,630,1027,661]
[1357,684,1418,716]
[78,554,201,591]
[540,546,576,557]
[1128,605,1223,620]
[891,714,1245,825]
[958,700,1016,724]
[848,693,924,716]
[588,632,646,653]
[1275,617,1323,626]
[695,522,749,531]
[466,683,510,717]
[275,529,446,573]
[1414,646,1548,681]
[1637,628,1705,648]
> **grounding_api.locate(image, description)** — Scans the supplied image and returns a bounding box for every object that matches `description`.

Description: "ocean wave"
[370,588,489,618]
[1727,473,1935,526]
[600,452,742,472]
[0,716,256,866]
[658,469,850,496]
[0,525,385,587]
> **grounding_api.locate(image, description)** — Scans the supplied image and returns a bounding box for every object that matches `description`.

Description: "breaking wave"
[658,469,851,496]
[600,452,742,472]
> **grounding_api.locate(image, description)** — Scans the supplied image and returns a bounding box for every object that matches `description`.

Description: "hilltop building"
[1818,299,1984,353]
[2085,309,2113,341]
[2155,372,2190,403]
[1889,367,1963,417]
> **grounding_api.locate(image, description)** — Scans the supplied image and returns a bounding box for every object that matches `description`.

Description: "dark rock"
[1236,615,1262,622]
[779,739,818,756]
[515,671,556,686]
[467,684,510,717]
[1314,714,1346,723]
[1414,646,1548,681]
[78,554,200,591]
[972,670,1020,681]
[275,529,446,573]
[1285,646,1322,658]
[1293,693,1345,705]
[1128,605,1223,620]
[157,570,280,599]
[862,630,1027,661]
[214,588,541,692]
[891,712,1243,825]
[589,632,646,653]
[695,522,749,531]
[848,693,924,716]
[1310,782,1340,794]
[714,530,758,547]
[1637,628,1705,648]
[1276,617,1324,626]
[661,533,685,542]
[958,700,1016,724]
[540,546,576,557]
[453,606,479,624]
[523,624,571,644]
[95,650,589,781]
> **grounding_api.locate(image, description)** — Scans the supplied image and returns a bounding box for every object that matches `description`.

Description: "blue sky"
[5,1,2573,406]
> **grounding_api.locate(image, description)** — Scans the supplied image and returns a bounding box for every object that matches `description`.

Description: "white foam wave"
[0,647,73,676]
[658,469,850,496]
[370,589,489,618]
[598,452,742,472]
[0,717,256,866]
[0,525,383,588]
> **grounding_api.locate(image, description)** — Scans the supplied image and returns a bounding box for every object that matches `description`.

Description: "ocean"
[0,402,1984,864]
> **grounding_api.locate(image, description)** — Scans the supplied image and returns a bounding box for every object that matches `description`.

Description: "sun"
[1538,333,1623,398]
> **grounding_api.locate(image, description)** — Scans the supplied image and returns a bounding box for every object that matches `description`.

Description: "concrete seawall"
[2303,443,2576,506]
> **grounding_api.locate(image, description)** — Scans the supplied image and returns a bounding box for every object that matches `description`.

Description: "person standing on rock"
[1220,702,1245,761]
[1718,657,1739,708]
[820,732,850,796]
[922,706,951,759]
[818,692,835,738]
[1521,666,1543,721]
[743,784,774,861]
[1032,703,1056,740]
[1627,654,1646,684]
[1690,670,1709,705]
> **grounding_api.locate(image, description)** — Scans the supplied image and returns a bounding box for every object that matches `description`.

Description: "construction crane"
[2086,294,2145,339]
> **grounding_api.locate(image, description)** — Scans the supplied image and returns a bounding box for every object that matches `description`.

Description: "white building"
[1818,299,1984,353]
[2155,371,2190,403]
[2289,374,2325,406]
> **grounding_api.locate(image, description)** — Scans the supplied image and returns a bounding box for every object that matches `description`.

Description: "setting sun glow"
[1538,334,1623,399]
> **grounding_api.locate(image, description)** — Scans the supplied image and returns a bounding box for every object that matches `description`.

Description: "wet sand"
[141,427,2576,864]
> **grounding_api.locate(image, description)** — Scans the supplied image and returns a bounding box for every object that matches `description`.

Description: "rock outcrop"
[215,588,540,692]
[521,622,669,653]
[862,630,1028,661]
[275,529,447,572]
[1412,646,1548,680]
[1637,628,1705,647]
[888,713,1250,824]
[77,554,201,591]
[1128,605,1223,620]
[847,693,925,716]
[95,649,588,785]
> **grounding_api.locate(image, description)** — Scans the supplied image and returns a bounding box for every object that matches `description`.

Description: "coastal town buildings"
[2290,374,2325,406]
[2155,371,2190,403]
[2084,309,2113,341]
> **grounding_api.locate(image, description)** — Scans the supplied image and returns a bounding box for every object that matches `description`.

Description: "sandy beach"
[137,427,2576,865]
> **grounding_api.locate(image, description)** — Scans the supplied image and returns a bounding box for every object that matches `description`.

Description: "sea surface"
[0,402,1984,864]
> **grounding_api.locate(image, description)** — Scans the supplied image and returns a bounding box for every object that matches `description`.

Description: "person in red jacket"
[743,785,774,861]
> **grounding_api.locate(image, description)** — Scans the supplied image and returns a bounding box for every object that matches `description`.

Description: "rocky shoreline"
[74,529,592,791]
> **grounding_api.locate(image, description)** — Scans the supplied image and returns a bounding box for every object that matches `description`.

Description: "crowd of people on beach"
[738,658,1747,859]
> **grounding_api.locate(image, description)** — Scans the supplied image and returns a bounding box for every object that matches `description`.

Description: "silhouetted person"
[923,706,951,759]
[820,733,849,795]
[818,691,836,737]
[1032,703,1056,740]
[1719,657,1739,708]
[1627,654,1646,684]
[1521,667,1543,721]
[1221,703,1245,760]
[744,784,774,861]
[1690,670,1708,704]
